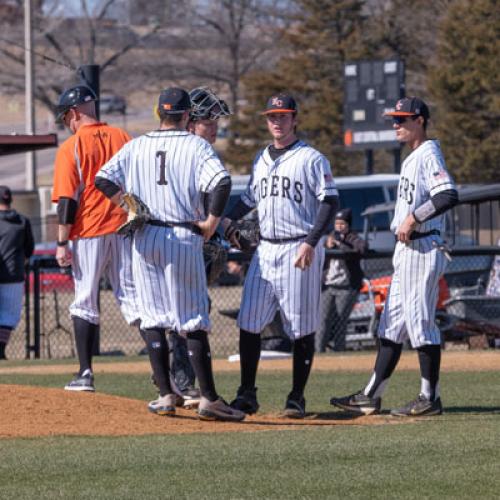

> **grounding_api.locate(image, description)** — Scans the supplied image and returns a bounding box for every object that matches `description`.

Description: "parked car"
[99,95,127,115]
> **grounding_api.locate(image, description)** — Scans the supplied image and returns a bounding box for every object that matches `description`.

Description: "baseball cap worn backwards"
[262,93,297,115]
[384,97,430,119]
[158,88,191,114]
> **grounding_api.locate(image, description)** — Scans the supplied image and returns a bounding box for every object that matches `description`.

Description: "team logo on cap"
[395,99,403,110]
[272,97,284,107]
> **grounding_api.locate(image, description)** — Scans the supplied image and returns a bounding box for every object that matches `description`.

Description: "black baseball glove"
[203,235,228,286]
[117,193,151,237]
[224,218,260,253]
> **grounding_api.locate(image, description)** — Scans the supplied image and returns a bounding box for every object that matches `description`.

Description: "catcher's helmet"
[189,87,231,121]
[55,85,97,123]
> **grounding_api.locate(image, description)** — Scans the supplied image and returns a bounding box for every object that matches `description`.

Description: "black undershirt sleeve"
[56,197,78,225]
[305,195,339,247]
[208,177,231,217]
[431,189,459,215]
[94,176,121,198]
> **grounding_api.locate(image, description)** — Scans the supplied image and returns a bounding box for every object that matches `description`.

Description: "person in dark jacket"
[0,186,34,359]
[316,208,368,352]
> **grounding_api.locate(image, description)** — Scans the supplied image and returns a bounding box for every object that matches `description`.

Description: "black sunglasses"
[392,115,418,125]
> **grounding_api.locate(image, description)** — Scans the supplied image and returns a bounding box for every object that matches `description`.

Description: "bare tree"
[175,0,294,114]
[0,0,163,114]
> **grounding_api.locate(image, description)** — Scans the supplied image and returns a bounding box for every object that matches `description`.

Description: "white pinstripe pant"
[70,233,139,326]
[238,240,325,339]
[378,237,448,348]
[132,225,211,333]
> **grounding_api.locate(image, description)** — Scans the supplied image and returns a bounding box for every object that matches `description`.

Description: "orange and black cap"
[158,87,191,115]
[262,93,298,115]
[384,97,430,119]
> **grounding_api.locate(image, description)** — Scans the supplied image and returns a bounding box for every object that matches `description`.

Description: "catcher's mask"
[189,87,231,122]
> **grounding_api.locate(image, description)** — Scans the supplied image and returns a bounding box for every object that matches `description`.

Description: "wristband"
[57,240,69,247]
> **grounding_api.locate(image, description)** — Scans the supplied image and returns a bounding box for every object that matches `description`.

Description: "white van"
[226,173,400,249]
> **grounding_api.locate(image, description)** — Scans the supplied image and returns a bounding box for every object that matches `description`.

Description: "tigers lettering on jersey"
[398,176,415,205]
[256,175,304,203]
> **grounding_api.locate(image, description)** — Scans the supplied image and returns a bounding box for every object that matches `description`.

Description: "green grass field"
[1,358,500,499]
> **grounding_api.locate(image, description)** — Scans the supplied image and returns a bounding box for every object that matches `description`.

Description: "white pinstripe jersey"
[241,141,338,239]
[96,130,228,221]
[392,140,455,233]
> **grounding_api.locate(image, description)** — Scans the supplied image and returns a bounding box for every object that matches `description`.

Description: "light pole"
[24,0,37,191]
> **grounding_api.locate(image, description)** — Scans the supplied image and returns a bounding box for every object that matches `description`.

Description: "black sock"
[291,333,315,399]
[0,326,12,360]
[239,329,261,391]
[142,328,172,397]
[73,317,98,375]
[364,338,402,398]
[417,345,441,401]
[186,330,218,401]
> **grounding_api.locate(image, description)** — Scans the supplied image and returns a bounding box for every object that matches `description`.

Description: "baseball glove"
[117,193,151,237]
[203,235,228,286]
[224,218,260,253]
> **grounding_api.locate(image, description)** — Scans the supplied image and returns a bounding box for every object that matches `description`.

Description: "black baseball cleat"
[330,391,381,415]
[390,394,443,417]
[230,386,260,415]
[282,394,306,419]
[64,370,95,392]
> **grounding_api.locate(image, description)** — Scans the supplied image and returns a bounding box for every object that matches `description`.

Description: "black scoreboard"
[343,59,405,151]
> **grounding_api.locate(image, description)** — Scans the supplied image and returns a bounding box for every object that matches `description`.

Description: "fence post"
[33,259,41,359]
[24,262,31,359]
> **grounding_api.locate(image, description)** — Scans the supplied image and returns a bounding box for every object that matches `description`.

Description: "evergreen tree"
[429,0,500,183]
[226,0,367,174]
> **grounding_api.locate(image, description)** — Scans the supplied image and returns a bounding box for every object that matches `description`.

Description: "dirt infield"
[0,384,405,439]
[0,351,498,438]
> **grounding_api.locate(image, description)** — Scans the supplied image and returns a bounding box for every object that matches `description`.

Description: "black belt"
[395,229,440,242]
[147,220,202,236]
[261,234,307,244]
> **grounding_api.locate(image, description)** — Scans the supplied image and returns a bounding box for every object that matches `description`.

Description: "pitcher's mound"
[0,385,403,438]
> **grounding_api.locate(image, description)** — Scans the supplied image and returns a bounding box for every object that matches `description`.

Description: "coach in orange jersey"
[52,85,139,392]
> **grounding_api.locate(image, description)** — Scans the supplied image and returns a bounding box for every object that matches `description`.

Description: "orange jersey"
[52,123,131,239]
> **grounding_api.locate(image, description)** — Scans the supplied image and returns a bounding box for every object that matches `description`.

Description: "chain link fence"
[5,245,500,361]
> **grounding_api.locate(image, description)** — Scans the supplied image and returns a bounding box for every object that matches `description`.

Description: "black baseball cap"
[262,93,298,115]
[335,208,352,224]
[158,87,191,115]
[0,186,12,205]
[384,97,430,119]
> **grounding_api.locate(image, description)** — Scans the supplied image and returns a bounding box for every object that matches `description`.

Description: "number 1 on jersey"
[156,150,168,185]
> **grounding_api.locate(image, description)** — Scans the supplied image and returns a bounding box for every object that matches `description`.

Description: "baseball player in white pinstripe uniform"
[225,93,338,418]
[163,87,232,406]
[96,87,245,421]
[331,97,458,417]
